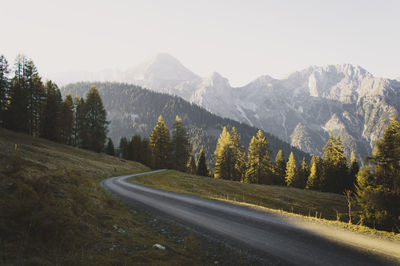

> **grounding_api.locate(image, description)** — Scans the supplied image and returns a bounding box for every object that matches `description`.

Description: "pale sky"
[2,0,400,86]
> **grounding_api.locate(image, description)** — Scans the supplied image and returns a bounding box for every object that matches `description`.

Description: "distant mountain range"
[56,54,400,159]
[62,82,310,165]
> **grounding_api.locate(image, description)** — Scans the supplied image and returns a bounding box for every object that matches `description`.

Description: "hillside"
[62,82,310,163]
[0,128,210,265]
[57,54,400,160]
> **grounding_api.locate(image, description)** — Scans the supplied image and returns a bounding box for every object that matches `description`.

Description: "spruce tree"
[306,155,323,190]
[86,86,108,152]
[231,127,246,181]
[196,146,208,176]
[186,155,197,174]
[274,150,286,185]
[40,80,62,141]
[119,137,129,159]
[356,116,400,231]
[285,152,298,186]
[244,130,273,184]
[149,115,171,169]
[348,152,359,191]
[171,115,190,171]
[296,157,309,188]
[105,138,115,156]
[214,127,235,180]
[0,55,9,127]
[58,93,74,144]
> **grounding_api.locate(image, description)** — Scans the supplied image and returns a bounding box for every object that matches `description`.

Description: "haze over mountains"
[55,53,400,158]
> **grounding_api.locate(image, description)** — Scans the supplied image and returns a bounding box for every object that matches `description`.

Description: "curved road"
[102,170,400,265]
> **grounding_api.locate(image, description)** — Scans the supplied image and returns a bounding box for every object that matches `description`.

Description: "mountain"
[62,82,310,165]
[56,55,400,159]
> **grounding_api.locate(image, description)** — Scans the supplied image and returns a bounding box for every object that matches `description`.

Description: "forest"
[1,54,399,232]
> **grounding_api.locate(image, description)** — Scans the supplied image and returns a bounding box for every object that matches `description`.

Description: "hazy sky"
[2,0,400,86]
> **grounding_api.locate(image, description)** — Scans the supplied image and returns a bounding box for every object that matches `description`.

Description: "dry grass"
[0,128,206,265]
[132,170,356,221]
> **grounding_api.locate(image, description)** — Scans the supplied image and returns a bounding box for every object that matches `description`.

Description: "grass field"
[0,128,208,265]
[132,170,359,223]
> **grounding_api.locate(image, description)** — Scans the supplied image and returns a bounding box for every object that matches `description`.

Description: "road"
[102,170,400,265]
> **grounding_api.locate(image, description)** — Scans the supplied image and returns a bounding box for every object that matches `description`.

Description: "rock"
[153,243,166,250]
[112,224,118,230]
[118,228,126,234]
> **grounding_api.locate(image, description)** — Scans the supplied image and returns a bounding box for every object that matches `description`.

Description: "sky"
[2,0,400,86]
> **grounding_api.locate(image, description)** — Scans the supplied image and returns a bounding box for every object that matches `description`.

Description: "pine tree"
[214,127,235,180]
[24,59,43,136]
[186,155,197,174]
[81,86,108,152]
[348,152,359,191]
[0,55,10,127]
[74,97,86,147]
[356,117,400,231]
[196,146,208,176]
[285,152,298,186]
[274,150,286,185]
[296,157,309,188]
[139,138,152,167]
[119,137,129,159]
[322,135,349,193]
[40,80,62,141]
[306,155,323,190]
[58,93,74,144]
[105,138,115,156]
[149,115,171,169]
[171,115,190,171]
[244,130,273,184]
[231,127,246,181]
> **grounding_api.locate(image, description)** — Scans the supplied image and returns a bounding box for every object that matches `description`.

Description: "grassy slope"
[132,170,399,238]
[0,128,206,265]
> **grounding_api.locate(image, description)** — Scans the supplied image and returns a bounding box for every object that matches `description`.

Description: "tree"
[186,155,196,174]
[348,152,359,191]
[231,127,246,181]
[306,155,323,190]
[149,115,171,169]
[24,59,43,136]
[0,55,9,126]
[171,115,190,171]
[214,127,235,180]
[119,137,129,159]
[285,152,298,187]
[321,135,349,193]
[196,146,208,176]
[81,86,108,152]
[40,80,62,141]
[244,130,273,184]
[296,157,309,188]
[58,93,74,144]
[105,138,115,156]
[356,117,400,231]
[274,150,286,185]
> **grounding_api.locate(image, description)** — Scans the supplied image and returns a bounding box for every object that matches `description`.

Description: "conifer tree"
[186,155,197,174]
[348,152,359,191]
[119,137,129,159]
[171,115,190,171]
[24,59,43,136]
[75,97,87,146]
[306,155,323,190]
[105,138,115,156]
[58,93,74,144]
[274,150,286,185]
[214,127,235,180]
[231,127,246,181]
[356,116,400,231]
[149,115,171,169]
[285,152,298,186]
[296,157,309,188]
[81,86,108,152]
[40,80,62,141]
[244,130,273,184]
[139,138,152,167]
[196,146,208,176]
[0,55,9,126]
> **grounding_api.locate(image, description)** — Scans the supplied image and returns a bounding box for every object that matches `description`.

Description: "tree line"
[0,54,108,153]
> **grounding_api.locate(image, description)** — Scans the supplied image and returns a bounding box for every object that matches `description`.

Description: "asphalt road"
[102,170,400,265]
